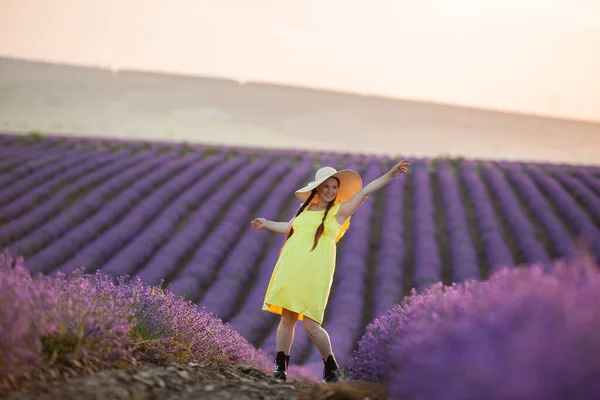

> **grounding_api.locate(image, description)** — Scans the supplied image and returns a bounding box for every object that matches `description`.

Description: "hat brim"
[294,169,362,203]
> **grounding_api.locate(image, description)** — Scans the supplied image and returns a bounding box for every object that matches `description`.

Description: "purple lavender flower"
[525,164,600,262]
[0,248,317,383]
[40,268,136,367]
[0,249,56,376]
[120,275,278,371]
[457,160,514,272]
[166,158,290,302]
[22,153,189,275]
[480,162,551,265]
[346,303,405,383]
[3,152,172,267]
[142,157,271,296]
[0,250,136,379]
[0,148,79,189]
[0,150,149,230]
[55,154,220,275]
[0,150,162,247]
[550,168,600,222]
[573,170,600,196]
[99,155,241,281]
[435,161,480,282]
[0,149,92,206]
[0,150,122,221]
[502,163,576,264]
[385,252,600,400]
[373,168,406,319]
[412,160,442,290]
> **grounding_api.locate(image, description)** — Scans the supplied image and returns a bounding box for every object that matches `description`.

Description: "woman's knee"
[280,309,299,326]
[302,317,321,336]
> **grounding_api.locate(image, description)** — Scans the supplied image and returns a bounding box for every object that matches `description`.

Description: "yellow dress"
[262,201,351,324]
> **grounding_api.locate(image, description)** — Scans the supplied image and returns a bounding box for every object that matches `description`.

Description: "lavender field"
[2,131,600,373]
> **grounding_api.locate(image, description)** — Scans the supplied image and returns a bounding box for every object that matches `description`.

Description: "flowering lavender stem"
[0,150,125,221]
[525,164,600,262]
[1,151,163,253]
[479,163,551,265]
[57,154,221,275]
[457,161,514,273]
[435,161,481,282]
[412,160,442,291]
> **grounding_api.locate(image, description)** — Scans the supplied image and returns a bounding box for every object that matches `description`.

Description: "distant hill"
[1,57,599,166]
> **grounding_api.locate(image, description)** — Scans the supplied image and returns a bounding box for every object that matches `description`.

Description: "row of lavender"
[1,134,600,369]
[346,253,600,399]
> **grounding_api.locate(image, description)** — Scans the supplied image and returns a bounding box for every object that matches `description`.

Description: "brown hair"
[309,196,336,251]
[286,177,340,252]
[285,189,316,242]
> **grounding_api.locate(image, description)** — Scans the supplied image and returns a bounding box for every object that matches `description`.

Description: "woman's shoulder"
[331,201,343,213]
[325,202,342,220]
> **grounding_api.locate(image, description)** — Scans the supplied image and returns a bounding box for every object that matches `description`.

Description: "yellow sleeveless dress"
[262,201,351,324]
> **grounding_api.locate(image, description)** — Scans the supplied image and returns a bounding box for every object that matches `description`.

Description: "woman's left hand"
[389,159,410,177]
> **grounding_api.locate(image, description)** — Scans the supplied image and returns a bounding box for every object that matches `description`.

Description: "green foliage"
[28,131,44,141]
[157,145,173,154]
[41,332,80,365]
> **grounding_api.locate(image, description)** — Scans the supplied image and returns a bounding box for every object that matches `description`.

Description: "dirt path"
[2,362,390,400]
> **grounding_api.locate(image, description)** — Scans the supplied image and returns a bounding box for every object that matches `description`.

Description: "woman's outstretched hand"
[251,218,267,230]
[389,159,410,177]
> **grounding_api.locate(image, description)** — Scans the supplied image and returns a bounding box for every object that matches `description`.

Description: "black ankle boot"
[322,354,343,383]
[272,351,289,381]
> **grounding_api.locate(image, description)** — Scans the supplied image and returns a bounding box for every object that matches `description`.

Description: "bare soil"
[1,361,390,400]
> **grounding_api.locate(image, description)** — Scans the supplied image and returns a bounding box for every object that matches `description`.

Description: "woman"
[251,160,410,383]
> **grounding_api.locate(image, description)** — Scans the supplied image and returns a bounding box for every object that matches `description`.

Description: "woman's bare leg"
[303,316,342,382]
[302,316,333,358]
[276,308,299,354]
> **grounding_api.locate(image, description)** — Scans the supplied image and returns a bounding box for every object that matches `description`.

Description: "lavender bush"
[6,135,600,389]
[349,252,600,399]
[41,269,136,367]
[0,250,56,376]
[0,249,315,386]
[120,275,272,368]
[412,160,442,290]
[59,153,212,275]
[345,304,405,383]
[0,150,121,220]
[100,155,236,281]
[0,151,163,247]
[0,149,91,206]
[120,275,316,381]
[480,162,551,265]
[22,153,186,275]
[0,249,136,382]
[457,160,514,272]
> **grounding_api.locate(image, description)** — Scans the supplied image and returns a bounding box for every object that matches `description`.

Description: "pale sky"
[1,0,599,121]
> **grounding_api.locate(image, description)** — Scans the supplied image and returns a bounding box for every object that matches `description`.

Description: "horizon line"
[3,55,599,127]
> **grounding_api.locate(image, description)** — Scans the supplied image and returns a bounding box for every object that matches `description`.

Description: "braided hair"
[309,195,336,251]
[285,189,317,242]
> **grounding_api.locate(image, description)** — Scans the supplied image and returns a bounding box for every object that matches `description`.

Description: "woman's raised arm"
[251,217,294,234]
[336,159,409,223]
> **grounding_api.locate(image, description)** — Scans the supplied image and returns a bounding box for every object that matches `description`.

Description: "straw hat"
[295,166,362,203]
